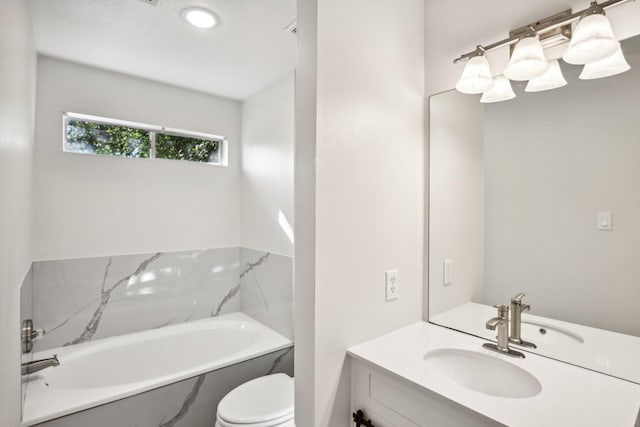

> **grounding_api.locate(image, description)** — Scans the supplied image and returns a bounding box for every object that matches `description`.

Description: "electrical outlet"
[385,270,399,301]
[443,259,453,286]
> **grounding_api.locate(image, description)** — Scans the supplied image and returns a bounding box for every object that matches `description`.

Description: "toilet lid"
[218,374,294,424]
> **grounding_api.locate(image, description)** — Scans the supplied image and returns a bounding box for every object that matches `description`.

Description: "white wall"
[293,0,318,422]
[483,51,640,335]
[33,57,242,260]
[0,0,36,424]
[428,90,484,316]
[240,74,294,256]
[294,0,425,425]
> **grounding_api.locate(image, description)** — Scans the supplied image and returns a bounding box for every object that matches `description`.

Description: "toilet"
[215,374,295,427]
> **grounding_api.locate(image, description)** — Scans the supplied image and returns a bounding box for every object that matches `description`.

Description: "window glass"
[155,133,220,163]
[65,119,150,158]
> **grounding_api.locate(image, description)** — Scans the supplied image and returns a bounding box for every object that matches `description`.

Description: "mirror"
[429,35,640,383]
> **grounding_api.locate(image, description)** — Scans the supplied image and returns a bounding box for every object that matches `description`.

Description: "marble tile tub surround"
[30,247,293,351]
[240,247,293,339]
[30,347,293,427]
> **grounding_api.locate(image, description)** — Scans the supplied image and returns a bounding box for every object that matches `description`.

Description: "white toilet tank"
[215,374,295,427]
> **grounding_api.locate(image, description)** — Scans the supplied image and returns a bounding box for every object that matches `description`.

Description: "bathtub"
[22,313,292,426]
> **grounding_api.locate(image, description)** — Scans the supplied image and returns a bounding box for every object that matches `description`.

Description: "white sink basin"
[423,348,542,398]
[521,320,584,345]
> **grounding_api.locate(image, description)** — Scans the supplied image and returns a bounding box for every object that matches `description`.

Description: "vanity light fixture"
[181,7,218,29]
[452,0,633,98]
[480,76,516,103]
[526,60,568,92]
[455,50,494,94]
[580,46,631,79]
[504,34,549,81]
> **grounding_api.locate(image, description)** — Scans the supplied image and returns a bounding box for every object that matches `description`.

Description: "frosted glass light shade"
[563,14,619,65]
[580,46,630,79]
[456,56,494,94]
[503,36,549,81]
[480,76,516,103]
[525,60,568,92]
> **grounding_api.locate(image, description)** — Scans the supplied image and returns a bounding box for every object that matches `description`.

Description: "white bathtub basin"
[22,312,291,426]
[45,322,260,389]
[423,348,542,398]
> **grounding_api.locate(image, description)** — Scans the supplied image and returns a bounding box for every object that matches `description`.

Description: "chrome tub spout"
[22,355,59,375]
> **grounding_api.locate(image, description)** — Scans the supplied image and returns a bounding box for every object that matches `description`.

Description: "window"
[63,113,226,165]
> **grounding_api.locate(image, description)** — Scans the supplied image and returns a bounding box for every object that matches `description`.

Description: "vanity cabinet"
[350,360,502,427]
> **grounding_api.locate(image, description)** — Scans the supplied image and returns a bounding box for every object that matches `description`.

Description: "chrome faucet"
[483,304,524,358]
[22,355,59,375]
[509,293,537,348]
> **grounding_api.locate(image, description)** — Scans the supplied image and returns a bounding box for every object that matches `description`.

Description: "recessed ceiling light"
[181,7,218,29]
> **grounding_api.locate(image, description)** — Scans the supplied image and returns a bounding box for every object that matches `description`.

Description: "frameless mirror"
[428,35,640,384]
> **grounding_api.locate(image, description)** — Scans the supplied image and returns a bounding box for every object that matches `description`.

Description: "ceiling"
[28,0,296,100]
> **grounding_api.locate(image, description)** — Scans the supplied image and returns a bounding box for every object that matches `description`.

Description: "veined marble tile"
[29,246,293,352]
[32,248,240,351]
[21,266,33,332]
[239,248,293,340]
[33,347,294,427]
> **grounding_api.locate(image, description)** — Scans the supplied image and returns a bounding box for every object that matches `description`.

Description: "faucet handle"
[493,304,509,319]
[511,292,526,303]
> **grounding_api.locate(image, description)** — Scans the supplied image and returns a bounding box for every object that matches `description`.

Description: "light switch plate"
[385,270,399,301]
[598,212,612,230]
[443,259,453,286]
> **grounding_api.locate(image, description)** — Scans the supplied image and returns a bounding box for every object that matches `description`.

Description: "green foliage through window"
[156,133,220,163]
[66,120,150,158]
[64,115,223,165]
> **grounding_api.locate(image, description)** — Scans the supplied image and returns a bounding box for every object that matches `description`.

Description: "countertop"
[348,322,640,427]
